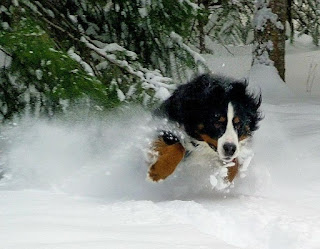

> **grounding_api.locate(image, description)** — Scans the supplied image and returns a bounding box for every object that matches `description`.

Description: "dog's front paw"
[147,164,165,182]
[147,139,185,182]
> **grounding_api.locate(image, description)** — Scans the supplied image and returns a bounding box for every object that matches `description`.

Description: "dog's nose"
[223,143,236,156]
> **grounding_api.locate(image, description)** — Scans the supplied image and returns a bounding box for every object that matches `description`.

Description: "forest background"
[0,0,319,121]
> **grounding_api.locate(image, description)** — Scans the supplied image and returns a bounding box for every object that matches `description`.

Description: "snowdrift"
[0,65,320,249]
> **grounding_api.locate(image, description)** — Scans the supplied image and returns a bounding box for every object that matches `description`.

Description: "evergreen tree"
[291,0,320,46]
[204,1,254,47]
[0,0,208,121]
[2,0,319,118]
[252,0,287,80]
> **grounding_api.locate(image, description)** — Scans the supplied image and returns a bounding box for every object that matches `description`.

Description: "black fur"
[155,74,262,142]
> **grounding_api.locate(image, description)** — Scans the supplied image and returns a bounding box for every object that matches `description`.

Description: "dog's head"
[162,74,262,162]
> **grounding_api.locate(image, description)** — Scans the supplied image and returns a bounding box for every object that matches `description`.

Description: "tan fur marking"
[226,158,239,182]
[148,138,185,182]
[219,116,226,122]
[239,125,251,141]
[233,116,240,123]
[199,134,218,149]
[239,135,248,141]
[197,123,204,130]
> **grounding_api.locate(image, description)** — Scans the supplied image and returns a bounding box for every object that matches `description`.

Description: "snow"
[178,0,200,10]
[68,14,78,24]
[0,5,8,12]
[80,37,173,104]
[0,49,12,68]
[116,89,126,101]
[1,21,9,30]
[153,86,170,100]
[203,35,320,96]
[253,41,274,66]
[170,32,207,71]
[249,64,294,102]
[35,69,43,80]
[253,1,284,31]
[12,0,18,6]
[67,47,95,76]
[1,39,320,249]
[138,7,148,18]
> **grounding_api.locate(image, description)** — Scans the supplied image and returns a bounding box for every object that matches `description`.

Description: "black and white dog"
[148,74,262,185]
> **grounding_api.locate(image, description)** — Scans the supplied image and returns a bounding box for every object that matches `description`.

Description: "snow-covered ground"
[1,41,320,248]
[205,35,320,96]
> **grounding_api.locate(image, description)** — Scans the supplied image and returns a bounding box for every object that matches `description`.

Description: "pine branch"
[0,47,11,57]
[81,37,174,90]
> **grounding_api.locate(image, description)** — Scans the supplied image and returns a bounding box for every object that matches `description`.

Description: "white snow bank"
[1,188,319,249]
[0,107,239,200]
[249,64,295,102]
[240,100,320,205]
[0,190,240,249]
[286,49,320,95]
[203,40,320,96]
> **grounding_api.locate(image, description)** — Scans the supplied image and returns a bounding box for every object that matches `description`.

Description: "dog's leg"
[226,158,239,183]
[148,137,185,182]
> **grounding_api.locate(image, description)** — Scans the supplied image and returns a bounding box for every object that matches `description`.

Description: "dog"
[147,74,262,185]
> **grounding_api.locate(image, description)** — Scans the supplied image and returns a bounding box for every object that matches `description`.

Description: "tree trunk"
[197,0,209,53]
[269,0,287,80]
[253,0,287,81]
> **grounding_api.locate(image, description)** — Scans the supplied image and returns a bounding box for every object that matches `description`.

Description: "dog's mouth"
[221,156,235,163]
[222,157,237,164]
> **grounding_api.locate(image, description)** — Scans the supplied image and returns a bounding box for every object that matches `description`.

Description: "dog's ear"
[160,75,225,123]
[229,80,263,133]
[228,81,247,101]
[229,80,262,110]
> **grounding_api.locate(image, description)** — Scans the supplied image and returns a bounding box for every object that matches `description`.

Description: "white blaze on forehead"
[217,102,239,160]
[225,102,236,142]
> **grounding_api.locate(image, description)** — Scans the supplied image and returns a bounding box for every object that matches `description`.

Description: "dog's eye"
[234,123,241,130]
[233,117,241,130]
[233,117,240,124]
[214,113,220,118]
[208,143,216,150]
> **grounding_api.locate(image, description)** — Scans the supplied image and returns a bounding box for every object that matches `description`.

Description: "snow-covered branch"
[81,37,174,102]
[253,1,284,31]
[170,31,208,74]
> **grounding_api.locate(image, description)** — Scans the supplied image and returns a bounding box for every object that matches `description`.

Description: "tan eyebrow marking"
[239,135,248,141]
[219,116,226,122]
[233,116,240,124]
[239,126,251,141]
[197,123,204,130]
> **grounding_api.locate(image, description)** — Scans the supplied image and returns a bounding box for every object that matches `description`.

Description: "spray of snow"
[0,107,237,200]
